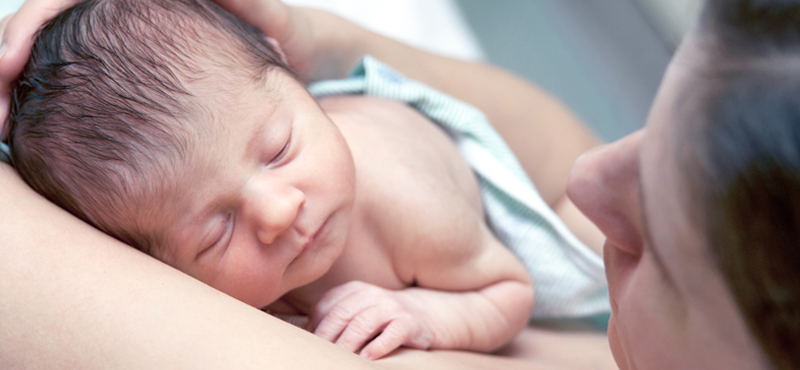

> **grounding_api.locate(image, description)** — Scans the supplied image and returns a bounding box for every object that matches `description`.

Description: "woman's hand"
[212,0,362,82]
[0,0,81,136]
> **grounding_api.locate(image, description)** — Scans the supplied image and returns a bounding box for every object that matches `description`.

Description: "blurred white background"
[1,0,25,18]
[1,0,703,141]
[456,0,702,141]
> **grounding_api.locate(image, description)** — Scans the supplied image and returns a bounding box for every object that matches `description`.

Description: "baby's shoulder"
[317,94,429,135]
[317,94,411,114]
[320,95,503,280]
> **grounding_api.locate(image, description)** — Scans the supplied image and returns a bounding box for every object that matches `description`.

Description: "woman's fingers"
[210,0,351,81]
[211,0,308,74]
[0,0,80,136]
[0,0,80,85]
[211,0,294,52]
[0,13,13,134]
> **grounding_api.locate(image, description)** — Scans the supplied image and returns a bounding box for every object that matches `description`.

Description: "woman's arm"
[0,3,611,367]
[340,31,606,252]
[1,162,600,369]
[219,1,597,204]
[0,163,378,369]
[214,1,606,254]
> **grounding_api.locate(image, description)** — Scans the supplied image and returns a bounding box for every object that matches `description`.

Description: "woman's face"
[567,32,767,370]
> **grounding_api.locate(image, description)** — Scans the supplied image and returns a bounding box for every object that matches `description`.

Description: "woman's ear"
[265,36,289,65]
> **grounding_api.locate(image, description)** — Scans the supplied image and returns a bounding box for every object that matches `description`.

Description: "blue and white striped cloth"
[309,56,609,319]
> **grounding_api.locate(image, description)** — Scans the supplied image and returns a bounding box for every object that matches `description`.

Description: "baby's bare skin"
[269,94,533,358]
[149,71,532,359]
[286,95,488,297]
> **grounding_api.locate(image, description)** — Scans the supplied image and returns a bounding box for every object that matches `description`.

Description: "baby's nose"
[243,179,306,245]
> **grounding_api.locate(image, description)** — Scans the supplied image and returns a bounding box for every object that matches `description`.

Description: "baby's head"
[9,0,356,307]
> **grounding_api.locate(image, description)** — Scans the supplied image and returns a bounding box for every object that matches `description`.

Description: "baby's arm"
[308,233,533,360]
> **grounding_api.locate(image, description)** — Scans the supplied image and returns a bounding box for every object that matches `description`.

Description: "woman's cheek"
[604,241,641,309]
[613,254,684,370]
[608,316,632,370]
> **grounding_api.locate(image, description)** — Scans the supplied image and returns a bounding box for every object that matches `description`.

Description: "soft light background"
[0,0,25,17]
[1,0,702,141]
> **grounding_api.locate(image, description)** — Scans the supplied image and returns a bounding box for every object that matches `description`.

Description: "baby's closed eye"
[197,212,234,261]
[269,133,291,164]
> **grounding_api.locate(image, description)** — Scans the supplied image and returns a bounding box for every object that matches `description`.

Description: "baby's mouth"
[307,217,329,248]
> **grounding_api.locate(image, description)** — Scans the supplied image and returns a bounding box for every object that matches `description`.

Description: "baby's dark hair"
[8,0,290,253]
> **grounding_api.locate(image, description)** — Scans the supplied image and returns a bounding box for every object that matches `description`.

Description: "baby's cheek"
[329,131,357,189]
[203,252,283,308]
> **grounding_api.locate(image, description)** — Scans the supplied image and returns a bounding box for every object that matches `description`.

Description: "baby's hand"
[307,281,433,360]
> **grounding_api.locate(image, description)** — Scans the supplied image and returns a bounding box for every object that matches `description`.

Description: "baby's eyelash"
[271,131,292,163]
[198,213,233,259]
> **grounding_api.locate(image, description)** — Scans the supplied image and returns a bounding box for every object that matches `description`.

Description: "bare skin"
[157,70,533,359]
[225,3,608,255]
[0,161,615,369]
[0,1,615,369]
[298,95,534,356]
[0,0,605,255]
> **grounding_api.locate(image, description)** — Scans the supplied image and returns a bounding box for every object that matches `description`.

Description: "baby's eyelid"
[269,130,292,164]
[267,126,294,164]
[197,212,234,259]
[276,128,294,159]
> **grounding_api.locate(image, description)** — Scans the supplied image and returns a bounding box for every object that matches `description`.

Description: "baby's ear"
[265,36,289,66]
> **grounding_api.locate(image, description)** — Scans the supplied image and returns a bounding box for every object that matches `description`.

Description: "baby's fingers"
[308,281,370,333]
[312,299,369,344]
[359,316,432,360]
[333,305,393,354]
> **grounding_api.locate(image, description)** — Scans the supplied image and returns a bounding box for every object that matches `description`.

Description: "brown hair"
[685,1,800,368]
[8,0,290,253]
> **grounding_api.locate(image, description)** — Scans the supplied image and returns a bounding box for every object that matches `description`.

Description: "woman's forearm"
[0,163,574,370]
[208,1,603,251]
[323,11,603,252]
[326,12,600,206]
[0,163,379,370]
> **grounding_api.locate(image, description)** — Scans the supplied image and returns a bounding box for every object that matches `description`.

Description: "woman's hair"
[686,1,800,369]
[7,0,290,253]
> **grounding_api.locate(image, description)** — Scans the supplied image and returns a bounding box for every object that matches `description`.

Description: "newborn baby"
[8,0,532,360]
